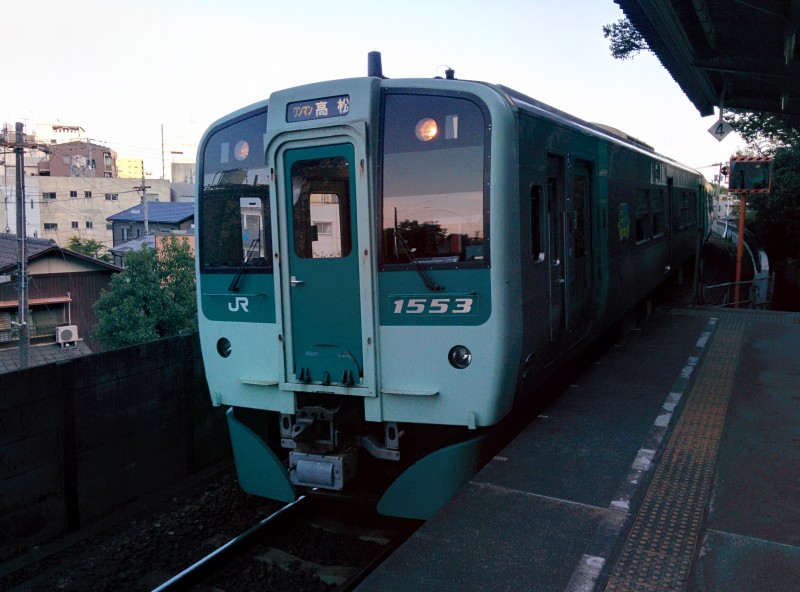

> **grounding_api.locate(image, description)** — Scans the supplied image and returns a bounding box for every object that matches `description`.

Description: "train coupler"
[289,448,358,490]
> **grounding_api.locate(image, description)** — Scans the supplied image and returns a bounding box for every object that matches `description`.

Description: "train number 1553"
[392,296,476,315]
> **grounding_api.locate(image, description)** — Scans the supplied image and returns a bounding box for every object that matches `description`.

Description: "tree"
[746,147,800,261]
[602,16,800,150]
[603,16,800,263]
[66,235,112,263]
[92,236,197,349]
[602,18,650,60]
[723,111,800,156]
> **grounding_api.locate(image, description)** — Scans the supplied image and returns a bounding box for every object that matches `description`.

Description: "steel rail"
[151,495,307,592]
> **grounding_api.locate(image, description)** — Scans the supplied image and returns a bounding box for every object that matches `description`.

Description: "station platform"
[357,307,800,592]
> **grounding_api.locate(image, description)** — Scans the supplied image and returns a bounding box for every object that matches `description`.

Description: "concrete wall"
[0,333,230,562]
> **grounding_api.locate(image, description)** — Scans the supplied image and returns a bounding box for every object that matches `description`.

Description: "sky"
[3,0,743,181]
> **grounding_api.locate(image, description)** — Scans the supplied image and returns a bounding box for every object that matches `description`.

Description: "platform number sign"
[708,118,733,142]
[728,157,772,193]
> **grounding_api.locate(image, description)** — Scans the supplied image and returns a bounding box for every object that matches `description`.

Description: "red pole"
[733,190,747,308]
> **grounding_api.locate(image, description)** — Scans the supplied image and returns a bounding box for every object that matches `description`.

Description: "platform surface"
[357,307,800,592]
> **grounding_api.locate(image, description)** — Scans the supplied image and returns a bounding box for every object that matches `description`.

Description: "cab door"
[282,143,363,387]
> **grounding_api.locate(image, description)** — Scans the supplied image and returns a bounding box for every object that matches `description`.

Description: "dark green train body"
[196,57,711,520]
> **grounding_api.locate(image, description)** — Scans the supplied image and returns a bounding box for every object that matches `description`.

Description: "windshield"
[199,107,272,273]
[381,92,488,268]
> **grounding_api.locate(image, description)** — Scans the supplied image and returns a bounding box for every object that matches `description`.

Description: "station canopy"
[616,0,800,128]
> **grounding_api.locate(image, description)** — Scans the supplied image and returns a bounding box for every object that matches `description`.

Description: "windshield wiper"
[229,238,261,292]
[394,209,444,292]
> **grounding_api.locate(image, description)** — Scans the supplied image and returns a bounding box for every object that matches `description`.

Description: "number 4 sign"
[708,117,733,142]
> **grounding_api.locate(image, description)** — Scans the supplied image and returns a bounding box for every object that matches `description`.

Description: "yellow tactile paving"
[604,316,747,592]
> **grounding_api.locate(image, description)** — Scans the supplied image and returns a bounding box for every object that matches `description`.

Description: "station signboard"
[728,157,772,193]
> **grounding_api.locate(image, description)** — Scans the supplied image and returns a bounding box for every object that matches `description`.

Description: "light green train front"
[196,77,522,519]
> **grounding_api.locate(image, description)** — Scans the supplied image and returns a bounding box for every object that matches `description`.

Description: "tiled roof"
[107,202,194,224]
[0,233,120,274]
[109,235,156,255]
[0,340,93,374]
[170,183,195,201]
[0,233,56,269]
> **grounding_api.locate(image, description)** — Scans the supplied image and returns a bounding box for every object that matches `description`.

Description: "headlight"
[234,139,250,161]
[448,345,472,369]
[415,118,438,141]
[217,337,232,358]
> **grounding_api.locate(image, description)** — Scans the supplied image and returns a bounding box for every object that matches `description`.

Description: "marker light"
[217,337,232,358]
[234,139,250,161]
[448,345,472,369]
[415,118,438,141]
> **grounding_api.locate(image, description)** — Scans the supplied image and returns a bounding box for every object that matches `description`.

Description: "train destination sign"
[287,95,350,123]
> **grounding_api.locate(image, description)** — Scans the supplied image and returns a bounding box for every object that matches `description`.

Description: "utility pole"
[15,123,30,367]
[134,161,151,236]
[0,123,37,368]
[161,124,165,180]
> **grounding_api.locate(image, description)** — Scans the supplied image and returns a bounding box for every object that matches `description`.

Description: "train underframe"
[226,397,499,520]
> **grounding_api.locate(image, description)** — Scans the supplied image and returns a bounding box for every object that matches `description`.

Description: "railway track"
[152,495,420,591]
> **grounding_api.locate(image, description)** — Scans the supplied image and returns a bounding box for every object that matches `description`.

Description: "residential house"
[107,202,194,247]
[0,233,120,358]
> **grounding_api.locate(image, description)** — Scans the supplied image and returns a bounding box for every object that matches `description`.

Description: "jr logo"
[228,296,250,313]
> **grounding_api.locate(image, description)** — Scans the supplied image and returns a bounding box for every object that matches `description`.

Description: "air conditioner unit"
[56,325,79,345]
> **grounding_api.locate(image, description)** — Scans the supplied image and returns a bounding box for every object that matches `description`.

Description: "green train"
[196,53,711,519]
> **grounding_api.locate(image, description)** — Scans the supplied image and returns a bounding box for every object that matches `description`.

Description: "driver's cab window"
[199,108,271,272]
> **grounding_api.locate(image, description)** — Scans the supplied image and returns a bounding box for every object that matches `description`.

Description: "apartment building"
[37,177,172,249]
[2,122,194,258]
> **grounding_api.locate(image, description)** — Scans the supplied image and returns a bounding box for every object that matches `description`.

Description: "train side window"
[530,185,545,262]
[635,188,650,243]
[652,190,665,237]
[679,191,691,228]
[573,173,588,258]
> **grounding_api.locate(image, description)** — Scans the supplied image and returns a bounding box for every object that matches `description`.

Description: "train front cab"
[197,78,523,519]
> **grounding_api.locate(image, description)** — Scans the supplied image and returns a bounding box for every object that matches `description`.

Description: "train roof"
[495,83,700,176]
[197,71,701,179]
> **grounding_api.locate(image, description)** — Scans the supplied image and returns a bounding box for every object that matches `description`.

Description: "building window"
[105,193,118,201]
[106,224,113,230]
[104,152,112,167]
[44,223,58,231]
[85,191,92,199]
[314,221,333,235]
[86,221,93,229]
[71,221,79,229]
[43,192,57,200]
[70,191,78,199]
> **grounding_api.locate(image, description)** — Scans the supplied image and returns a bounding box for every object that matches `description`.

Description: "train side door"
[546,155,565,341]
[281,143,364,387]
